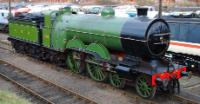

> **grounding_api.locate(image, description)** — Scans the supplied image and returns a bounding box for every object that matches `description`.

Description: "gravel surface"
[0,49,138,104]
[0,77,14,90]
[0,33,8,41]
[179,76,200,101]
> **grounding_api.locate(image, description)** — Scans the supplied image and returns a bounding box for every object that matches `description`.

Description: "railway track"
[173,94,199,104]
[0,46,12,52]
[124,88,199,104]
[0,59,97,104]
[0,40,199,104]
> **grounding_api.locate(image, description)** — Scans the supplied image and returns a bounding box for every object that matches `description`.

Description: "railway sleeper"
[27,80,48,89]
[60,96,79,104]
[13,76,33,84]
[5,71,32,82]
[48,94,64,101]
[42,89,63,98]
[54,95,75,104]
[0,59,97,104]
[35,86,56,94]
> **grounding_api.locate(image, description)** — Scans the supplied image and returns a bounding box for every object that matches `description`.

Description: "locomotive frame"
[8,8,189,99]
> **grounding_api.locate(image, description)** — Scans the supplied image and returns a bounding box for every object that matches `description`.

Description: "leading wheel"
[109,73,126,88]
[14,43,24,53]
[66,51,83,74]
[136,74,156,99]
[86,55,107,82]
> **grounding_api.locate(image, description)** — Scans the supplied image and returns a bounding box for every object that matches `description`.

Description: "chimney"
[137,7,148,17]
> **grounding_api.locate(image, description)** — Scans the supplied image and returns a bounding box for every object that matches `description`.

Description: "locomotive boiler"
[8,7,189,98]
[52,8,170,59]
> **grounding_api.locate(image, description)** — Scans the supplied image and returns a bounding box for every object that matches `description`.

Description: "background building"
[1,0,200,6]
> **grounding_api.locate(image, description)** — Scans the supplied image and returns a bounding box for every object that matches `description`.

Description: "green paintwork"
[60,7,71,14]
[42,10,59,47]
[67,51,82,73]
[136,75,156,98]
[42,28,51,47]
[42,15,52,47]
[86,43,110,60]
[9,9,127,60]
[9,21,38,43]
[66,39,85,49]
[86,56,108,81]
[66,39,85,73]
[44,15,52,28]
[101,7,115,17]
[109,73,125,88]
[51,14,128,51]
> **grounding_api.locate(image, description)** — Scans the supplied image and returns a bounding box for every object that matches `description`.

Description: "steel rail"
[0,73,54,104]
[0,42,199,104]
[173,94,199,104]
[0,59,97,104]
[0,46,12,52]
[159,92,199,104]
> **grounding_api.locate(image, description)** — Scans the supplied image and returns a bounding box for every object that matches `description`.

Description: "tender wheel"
[66,51,83,74]
[86,55,107,81]
[136,74,156,99]
[13,44,20,53]
[13,43,23,53]
[109,73,125,88]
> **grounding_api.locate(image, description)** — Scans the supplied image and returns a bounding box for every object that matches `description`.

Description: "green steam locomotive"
[8,7,189,98]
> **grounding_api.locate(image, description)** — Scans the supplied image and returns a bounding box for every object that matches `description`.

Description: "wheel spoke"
[109,73,125,88]
[86,56,107,81]
[147,87,152,91]
[115,78,121,86]
[66,52,83,74]
[144,91,147,97]
[95,69,100,79]
[136,75,156,99]
[145,88,151,96]
[98,69,104,80]
[137,82,143,87]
